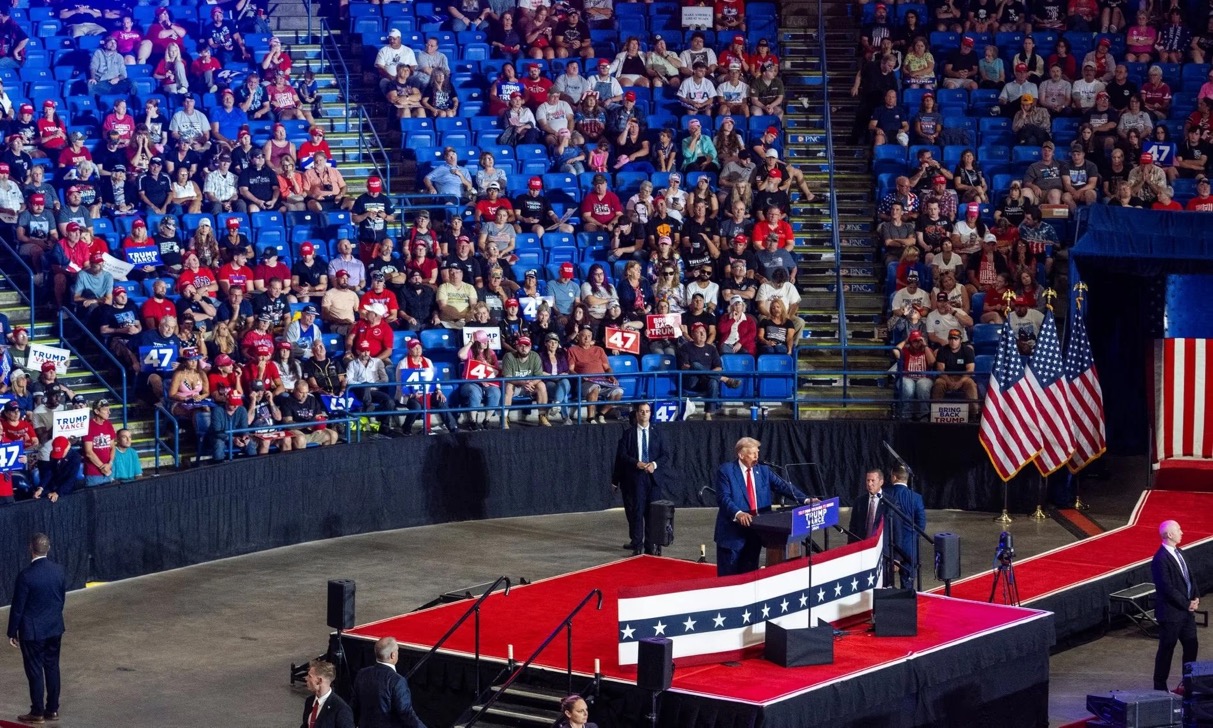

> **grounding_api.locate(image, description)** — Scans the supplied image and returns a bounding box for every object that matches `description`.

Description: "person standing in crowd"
[7,533,68,725]
[556,694,597,728]
[714,437,812,576]
[351,637,427,728]
[612,402,673,556]
[300,658,353,728]
[1153,519,1200,692]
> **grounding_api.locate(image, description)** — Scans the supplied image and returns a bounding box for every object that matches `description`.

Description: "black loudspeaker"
[873,588,918,636]
[764,622,835,667]
[934,532,961,581]
[1186,661,1213,697]
[327,579,356,631]
[636,637,674,692]
[647,500,675,547]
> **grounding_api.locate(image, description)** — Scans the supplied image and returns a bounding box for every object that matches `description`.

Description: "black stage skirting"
[0,420,1034,607]
[339,610,1055,728]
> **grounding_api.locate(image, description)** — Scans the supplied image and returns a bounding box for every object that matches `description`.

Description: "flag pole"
[1029,287,1060,521]
[993,288,1016,525]
[1071,282,1090,511]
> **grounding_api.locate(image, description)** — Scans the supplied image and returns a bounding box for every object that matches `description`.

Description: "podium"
[750,499,841,568]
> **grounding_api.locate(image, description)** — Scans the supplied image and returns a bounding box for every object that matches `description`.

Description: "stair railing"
[406,576,511,697]
[57,307,128,427]
[0,234,38,331]
[463,588,603,728]
[357,104,392,191]
[817,0,849,398]
[319,18,352,120]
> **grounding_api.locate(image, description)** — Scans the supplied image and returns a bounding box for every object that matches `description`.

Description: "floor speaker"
[647,500,675,547]
[873,588,918,636]
[636,637,674,692]
[1186,661,1213,697]
[764,621,835,667]
[327,579,356,631]
[934,533,961,581]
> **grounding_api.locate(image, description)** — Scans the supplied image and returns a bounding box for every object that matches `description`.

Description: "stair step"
[472,704,562,725]
[490,683,568,703]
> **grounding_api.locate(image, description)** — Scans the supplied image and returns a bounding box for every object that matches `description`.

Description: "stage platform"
[933,489,1213,644]
[342,557,1054,728]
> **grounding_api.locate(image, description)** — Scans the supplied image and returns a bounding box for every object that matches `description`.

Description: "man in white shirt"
[375,29,418,95]
[678,62,719,115]
[345,340,394,435]
[926,291,973,346]
[535,93,574,145]
[168,96,211,153]
[302,659,353,728]
[203,154,242,214]
[1008,297,1043,338]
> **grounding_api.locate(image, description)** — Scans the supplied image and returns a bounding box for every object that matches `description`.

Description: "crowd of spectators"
[0,0,807,500]
[853,0,1213,419]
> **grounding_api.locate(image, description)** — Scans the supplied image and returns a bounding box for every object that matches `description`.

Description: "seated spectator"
[869,88,907,147]
[1061,143,1100,209]
[387,65,425,119]
[910,94,943,146]
[206,391,256,460]
[305,152,349,212]
[35,437,82,503]
[554,11,594,61]
[1017,206,1059,277]
[978,43,1005,89]
[965,237,1011,297]
[501,335,550,426]
[1038,64,1073,117]
[422,68,459,118]
[756,266,802,336]
[280,380,339,448]
[677,321,740,419]
[239,150,279,213]
[1117,95,1154,143]
[896,331,936,420]
[756,297,795,355]
[90,35,132,99]
[566,325,621,422]
[902,38,935,90]
[1128,151,1167,204]
[489,11,524,61]
[718,296,757,355]
[932,328,978,419]
[1071,63,1105,114]
[951,204,993,256]
[942,36,979,91]
[1157,9,1189,64]
[1139,66,1172,119]
[925,290,973,347]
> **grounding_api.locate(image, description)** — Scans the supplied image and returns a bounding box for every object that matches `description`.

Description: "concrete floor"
[0,495,1121,728]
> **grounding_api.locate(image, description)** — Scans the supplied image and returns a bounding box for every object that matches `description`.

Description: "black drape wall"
[0,420,1032,607]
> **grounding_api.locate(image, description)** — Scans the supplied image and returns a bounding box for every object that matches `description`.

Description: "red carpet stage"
[343,557,1054,727]
[932,489,1213,643]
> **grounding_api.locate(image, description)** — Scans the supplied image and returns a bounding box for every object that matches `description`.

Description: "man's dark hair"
[1022,204,1041,220]
[865,467,884,480]
[30,533,50,556]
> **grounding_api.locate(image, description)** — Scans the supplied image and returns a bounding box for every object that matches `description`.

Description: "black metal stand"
[646,690,661,728]
[988,556,1020,606]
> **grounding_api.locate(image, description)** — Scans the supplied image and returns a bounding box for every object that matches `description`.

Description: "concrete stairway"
[781,0,892,419]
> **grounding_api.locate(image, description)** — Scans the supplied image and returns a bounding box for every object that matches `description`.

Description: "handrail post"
[566,622,573,695]
[474,604,482,696]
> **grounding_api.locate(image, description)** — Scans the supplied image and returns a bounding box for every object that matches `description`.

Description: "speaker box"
[1086,690,1181,727]
[764,621,835,667]
[873,588,918,636]
[327,579,356,631]
[636,637,674,692]
[934,532,961,581]
[647,500,675,547]
[1186,661,1213,697]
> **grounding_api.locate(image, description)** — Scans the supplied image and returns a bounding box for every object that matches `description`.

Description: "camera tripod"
[988,550,1020,606]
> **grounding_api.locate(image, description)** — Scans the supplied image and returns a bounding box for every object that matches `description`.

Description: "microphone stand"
[882,441,916,490]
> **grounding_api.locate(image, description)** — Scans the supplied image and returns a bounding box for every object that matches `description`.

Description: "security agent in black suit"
[351,636,427,728]
[611,402,674,556]
[301,658,354,728]
[847,468,887,541]
[6,532,68,725]
[1153,519,1201,691]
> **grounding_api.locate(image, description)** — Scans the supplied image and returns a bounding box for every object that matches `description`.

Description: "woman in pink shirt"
[102,99,136,146]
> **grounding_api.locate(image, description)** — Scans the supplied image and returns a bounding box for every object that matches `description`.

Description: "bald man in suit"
[1153,519,1200,692]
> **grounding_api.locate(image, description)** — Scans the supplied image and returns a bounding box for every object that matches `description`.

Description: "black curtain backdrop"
[1,420,1032,607]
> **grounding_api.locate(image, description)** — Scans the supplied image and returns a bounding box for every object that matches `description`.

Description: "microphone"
[697,485,715,505]
[758,460,782,469]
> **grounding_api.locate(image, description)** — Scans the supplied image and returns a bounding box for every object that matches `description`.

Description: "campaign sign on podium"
[790,497,840,539]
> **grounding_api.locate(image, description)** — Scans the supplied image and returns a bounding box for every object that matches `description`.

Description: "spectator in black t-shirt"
[252,278,291,328]
[280,380,339,448]
[850,54,899,144]
[941,37,979,91]
[290,241,328,305]
[515,177,572,234]
[1176,127,1212,180]
[677,322,740,418]
[720,257,757,311]
[0,134,32,185]
[931,328,978,419]
[351,177,396,248]
[717,234,758,280]
[94,131,127,176]
[238,149,278,213]
[682,294,716,344]
[138,157,172,214]
[398,268,438,330]
[97,283,143,371]
[100,164,138,216]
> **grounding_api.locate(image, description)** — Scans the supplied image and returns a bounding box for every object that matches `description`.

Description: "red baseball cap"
[66,221,82,233]
[367,177,382,191]
[1015,63,1028,72]
[528,176,543,190]
[932,175,947,185]
[254,343,273,357]
[334,269,350,279]
[0,163,10,174]
[43,99,56,108]
[908,330,924,342]
[1098,37,1111,47]
[215,353,234,366]
[733,233,748,244]
[19,103,32,114]
[226,217,240,229]
[517,336,532,346]
[300,242,315,255]
[624,90,636,101]
[90,252,105,264]
[765,126,779,136]
[559,261,575,278]
[1140,152,1154,164]
[29,193,44,205]
[310,127,324,137]
[961,36,975,47]
[278,340,292,350]
[506,298,519,308]
[733,34,745,44]
[50,436,70,459]
[406,338,422,349]
[132,219,147,228]
[227,392,244,405]
[41,361,56,373]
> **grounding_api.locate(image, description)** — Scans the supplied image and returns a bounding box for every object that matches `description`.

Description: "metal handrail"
[318,18,352,120]
[221,414,364,458]
[406,576,511,697]
[0,233,39,331]
[817,0,849,398]
[464,588,603,728]
[57,307,128,427]
[357,104,392,191]
[304,0,313,40]
[153,403,180,472]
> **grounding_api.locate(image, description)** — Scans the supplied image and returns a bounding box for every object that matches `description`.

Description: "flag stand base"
[993,509,1014,524]
[1073,496,1088,511]
[1029,505,1047,521]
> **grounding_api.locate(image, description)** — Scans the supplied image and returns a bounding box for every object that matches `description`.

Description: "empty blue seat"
[720,354,755,399]
[642,354,678,398]
[608,355,641,398]
[421,328,457,351]
[757,355,795,400]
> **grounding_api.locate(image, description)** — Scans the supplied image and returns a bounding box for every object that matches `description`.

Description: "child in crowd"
[111,428,143,481]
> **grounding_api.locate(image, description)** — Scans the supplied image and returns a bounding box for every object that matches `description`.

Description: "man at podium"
[714,437,813,577]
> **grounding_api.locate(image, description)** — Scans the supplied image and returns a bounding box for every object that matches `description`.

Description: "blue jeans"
[84,475,112,488]
[402,396,459,433]
[459,382,501,418]
[208,432,257,461]
[544,378,571,419]
[451,17,488,31]
[93,78,132,98]
[898,376,933,420]
[682,362,721,413]
[0,58,20,70]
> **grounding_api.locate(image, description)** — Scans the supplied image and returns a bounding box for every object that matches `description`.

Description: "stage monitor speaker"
[764,621,834,667]
[636,637,674,692]
[873,588,918,637]
[1086,690,1181,727]
[934,532,961,581]
[647,500,675,547]
[1186,661,1213,697]
[327,579,356,631]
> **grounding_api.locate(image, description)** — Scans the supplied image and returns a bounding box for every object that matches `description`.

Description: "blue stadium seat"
[642,354,678,398]
[609,354,641,398]
[720,354,755,399]
[972,324,1001,355]
[757,355,794,400]
[421,328,457,351]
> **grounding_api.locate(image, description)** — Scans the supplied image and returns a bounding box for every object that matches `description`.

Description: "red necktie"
[745,467,757,513]
[309,699,320,728]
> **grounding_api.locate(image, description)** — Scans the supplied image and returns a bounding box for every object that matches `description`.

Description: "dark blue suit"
[885,482,926,589]
[6,557,67,717]
[1152,545,1200,690]
[300,691,355,728]
[714,461,808,576]
[612,424,674,552]
[351,662,427,728]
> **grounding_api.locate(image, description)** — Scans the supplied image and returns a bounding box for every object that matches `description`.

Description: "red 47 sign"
[605,326,640,355]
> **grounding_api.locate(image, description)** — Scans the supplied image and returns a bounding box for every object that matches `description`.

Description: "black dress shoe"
[17,714,44,725]
[46,713,59,721]
[632,548,643,556]
[622,542,638,550]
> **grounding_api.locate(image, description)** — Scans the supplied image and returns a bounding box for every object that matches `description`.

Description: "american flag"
[1066,300,1106,472]
[1152,338,1210,466]
[979,319,1044,481]
[1032,309,1076,475]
